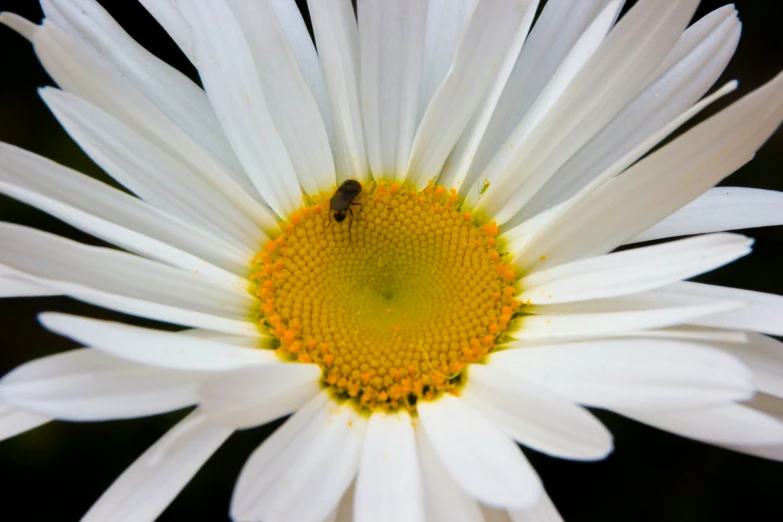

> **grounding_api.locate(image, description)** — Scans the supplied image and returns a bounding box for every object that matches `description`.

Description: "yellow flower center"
[251,181,520,412]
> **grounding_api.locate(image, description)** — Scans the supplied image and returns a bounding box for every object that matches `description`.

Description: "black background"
[0,0,781,520]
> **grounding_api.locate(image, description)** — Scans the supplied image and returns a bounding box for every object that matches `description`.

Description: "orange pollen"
[250,181,520,413]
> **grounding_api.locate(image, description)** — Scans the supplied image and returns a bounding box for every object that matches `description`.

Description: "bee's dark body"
[329,179,362,223]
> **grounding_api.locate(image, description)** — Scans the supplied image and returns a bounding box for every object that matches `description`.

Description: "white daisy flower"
[1,0,782,520]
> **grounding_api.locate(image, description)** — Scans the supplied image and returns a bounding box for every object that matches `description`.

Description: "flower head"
[1,0,783,521]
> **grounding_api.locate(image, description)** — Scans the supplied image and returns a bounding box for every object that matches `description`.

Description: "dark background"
[0,0,781,520]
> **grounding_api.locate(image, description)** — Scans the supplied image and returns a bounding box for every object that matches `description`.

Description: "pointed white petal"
[714,333,783,399]
[666,281,783,336]
[0,11,36,40]
[407,0,538,188]
[39,314,274,371]
[621,404,783,446]
[0,401,50,442]
[0,223,255,319]
[0,181,251,291]
[508,491,564,522]
[519,6,741,224]
[577,326,748,344]
[231,392,367,522]
[40,87,267,248]
[307,0,369,182]
[36,3,257,200]
[416,424,484,522]
[512,300,745,342]
[269,0,334,147]
[355,411,424,522]
[461,0,618,196]
[198,364,321,429]
[137,0,193,60]
[0,348,199,420]
[473,0,700,219]
[630,188,783,243]
[0,264,58,297]
[227,0,336,194]
[178,329,263,347]
[460,0,620,194]
[417,394,542,510]
[177,0,303,216]
[33,7,266,219]
[0,142,253,275]
[465,364,613,461]
[492,339,754,410]
[358,0,427,179]
[506,80,737,259]
[14,274,257,336]
[82,410,232,522]
[519,233,752,305]
[418,0,476,122]
[513,72,783,271]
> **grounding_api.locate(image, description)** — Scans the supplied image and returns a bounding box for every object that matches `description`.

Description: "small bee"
[328,179,362,241]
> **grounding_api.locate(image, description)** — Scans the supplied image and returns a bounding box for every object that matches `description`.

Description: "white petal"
[714,333,783,399]
[0,348,199,420]
[473,0,700,220]
[0,141,253,275]
[39,0,245,184]
[177,0,303,216]
[0,180,251,291]
[307,0,369,182]
[0,401,50,442]
[39,314,274,371]
[227,0,336,194]
[460,0,620,195]
[621,405,783,446]
[579,325,749,344]
[505,80,737,259]
[269,0,334,147]
[0,268,60,298]
[513,72,783,271]
[34,11,267,223]
[464,364,613,461]
[492,338,754,410]
[417,0,476,122]
[518,5,741,224]
[461,0,619,198]
[355,411,424,522]
[82,410,232,522]
[40,86,267,248]
[519,233,753,305]
[407,0,538,188]
[630,187,783,244]
[198,364,322,429]
[417,394,542,510]
[359,0,427,179]
[508,491,564,522]
[0,223,256,321]
[0,11,37,40]
[231,392,367,522]
[416,424,484,522]
[137,0,193,60]
[512,300,745,343]
[665,281,783,336]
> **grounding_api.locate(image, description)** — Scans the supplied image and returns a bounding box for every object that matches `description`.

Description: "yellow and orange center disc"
[251,182,520,412]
